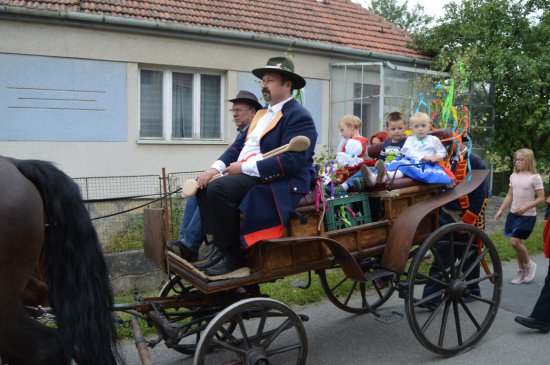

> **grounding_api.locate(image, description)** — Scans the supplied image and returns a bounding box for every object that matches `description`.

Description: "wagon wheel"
[404,223,502,356]
[156,275,237,355]
[318,256,396,314]
[193,298,308,365]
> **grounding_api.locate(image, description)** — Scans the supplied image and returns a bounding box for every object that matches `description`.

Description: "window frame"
[138,66,226,143]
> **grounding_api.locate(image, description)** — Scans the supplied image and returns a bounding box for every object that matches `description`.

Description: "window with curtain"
[139,70,163,138]
[139,68,223,141]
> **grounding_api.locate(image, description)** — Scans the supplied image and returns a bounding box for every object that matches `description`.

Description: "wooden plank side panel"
[358,223,389,249]
[385,196,413,219]
[325,220,390,254]
[262,244,294,271]
[143,207,166,271]
[250,238,327,272]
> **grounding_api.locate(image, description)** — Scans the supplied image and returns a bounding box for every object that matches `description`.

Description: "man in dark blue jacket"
[169,90,262,261]
[421,141,489,308]
[195,57,318,276]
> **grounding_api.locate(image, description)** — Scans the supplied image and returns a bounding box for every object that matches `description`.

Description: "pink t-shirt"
[510,172,544,216]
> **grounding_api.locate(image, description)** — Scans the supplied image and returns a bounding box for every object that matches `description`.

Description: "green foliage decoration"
[411,0,549,173]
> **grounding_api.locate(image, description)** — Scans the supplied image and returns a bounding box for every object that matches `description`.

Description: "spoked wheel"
[193,298,308,365]
[318,256,396,314]
[404,223,502,356]
[156,275,236,356]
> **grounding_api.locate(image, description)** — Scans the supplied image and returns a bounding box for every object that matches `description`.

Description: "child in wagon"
[337,112,407,192]
[361,112,452,186]
[332,114,369,179]
[336,114,368,159]
[320,114,369,188]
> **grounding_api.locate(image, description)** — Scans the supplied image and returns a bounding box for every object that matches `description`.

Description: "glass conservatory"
[329,61,495,157]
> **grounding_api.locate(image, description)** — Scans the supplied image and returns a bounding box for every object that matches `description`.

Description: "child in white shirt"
[362,112,451,186]
[495,148,545,284]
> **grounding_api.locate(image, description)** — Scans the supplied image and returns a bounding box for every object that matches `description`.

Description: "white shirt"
[211,96,293,177]
[400,135,447,162]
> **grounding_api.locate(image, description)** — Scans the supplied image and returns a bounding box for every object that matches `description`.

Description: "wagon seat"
[295,128,454,211]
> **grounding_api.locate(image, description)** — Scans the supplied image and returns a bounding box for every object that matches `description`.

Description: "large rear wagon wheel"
[318,256,396,314]
[194,298,308,365]
[404,223,502,356]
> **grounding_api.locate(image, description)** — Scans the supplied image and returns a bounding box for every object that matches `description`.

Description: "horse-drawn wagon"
[1,130,502,364]
[124,161,502,364]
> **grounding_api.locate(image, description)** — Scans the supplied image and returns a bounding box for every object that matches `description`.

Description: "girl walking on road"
[495,148,545,284]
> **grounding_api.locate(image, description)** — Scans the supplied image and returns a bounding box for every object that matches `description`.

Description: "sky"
[353,0,462,19]
[408,0,460,19]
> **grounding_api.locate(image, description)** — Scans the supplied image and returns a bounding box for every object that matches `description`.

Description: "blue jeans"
[178,196,203,253]
[346,169,362,187]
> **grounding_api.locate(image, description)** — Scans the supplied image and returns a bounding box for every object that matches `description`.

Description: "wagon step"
[364,269,395,282]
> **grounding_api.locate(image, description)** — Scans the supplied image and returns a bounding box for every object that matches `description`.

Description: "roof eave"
[0,5,432,66]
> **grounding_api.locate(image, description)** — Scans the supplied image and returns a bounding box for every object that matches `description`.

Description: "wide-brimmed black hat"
[252,57,306,89]
[228,90,263,111]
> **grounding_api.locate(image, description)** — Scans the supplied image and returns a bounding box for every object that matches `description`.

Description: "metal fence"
[491,171,510,197]
[491,171,549,197]
[166,171,202,241]
[77,170,546,251]
[74,171,202,251]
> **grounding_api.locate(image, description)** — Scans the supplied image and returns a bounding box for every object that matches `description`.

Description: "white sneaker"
[523,261,537,283]
[510,269,524,284]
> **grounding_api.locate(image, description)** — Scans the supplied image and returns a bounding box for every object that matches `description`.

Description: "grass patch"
[261,272,328,307]
[114,291,159,339]
[103,214,145,253]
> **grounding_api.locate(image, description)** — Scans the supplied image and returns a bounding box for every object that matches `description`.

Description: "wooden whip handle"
[182,136,310,197]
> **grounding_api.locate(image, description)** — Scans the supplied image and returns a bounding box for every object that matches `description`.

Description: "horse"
[0,156,120,365]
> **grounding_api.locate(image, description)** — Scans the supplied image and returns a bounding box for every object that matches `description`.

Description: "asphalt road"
[119,252,549,365]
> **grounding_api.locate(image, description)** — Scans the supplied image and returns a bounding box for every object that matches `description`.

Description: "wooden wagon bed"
[144,170,488,294]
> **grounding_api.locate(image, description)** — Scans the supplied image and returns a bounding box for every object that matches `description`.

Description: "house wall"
[0,20,335,177]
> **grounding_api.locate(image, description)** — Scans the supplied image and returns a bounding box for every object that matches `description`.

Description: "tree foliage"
[368,0,434,33]
[412,0,550,171]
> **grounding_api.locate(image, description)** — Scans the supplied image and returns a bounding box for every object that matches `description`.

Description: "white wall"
[0,20,334,177]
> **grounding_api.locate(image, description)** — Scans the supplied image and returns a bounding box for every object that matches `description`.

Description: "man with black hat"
[195,56,318,276]
[169,90,263,261]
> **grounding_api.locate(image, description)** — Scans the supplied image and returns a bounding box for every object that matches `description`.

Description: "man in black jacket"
[421,141,489,308]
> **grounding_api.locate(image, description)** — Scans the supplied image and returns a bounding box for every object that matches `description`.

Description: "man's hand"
[197,168,219,189]
[224,161,243,175]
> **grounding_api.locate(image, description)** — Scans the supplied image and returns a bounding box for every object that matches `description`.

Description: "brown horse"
[0,156,120,365]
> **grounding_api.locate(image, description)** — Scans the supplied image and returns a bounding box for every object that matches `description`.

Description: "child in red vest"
[332,114,368,183]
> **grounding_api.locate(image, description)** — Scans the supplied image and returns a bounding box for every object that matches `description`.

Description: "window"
[139,69,224,141]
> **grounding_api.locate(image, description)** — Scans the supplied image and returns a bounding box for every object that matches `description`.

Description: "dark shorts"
[504,213,536,239]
